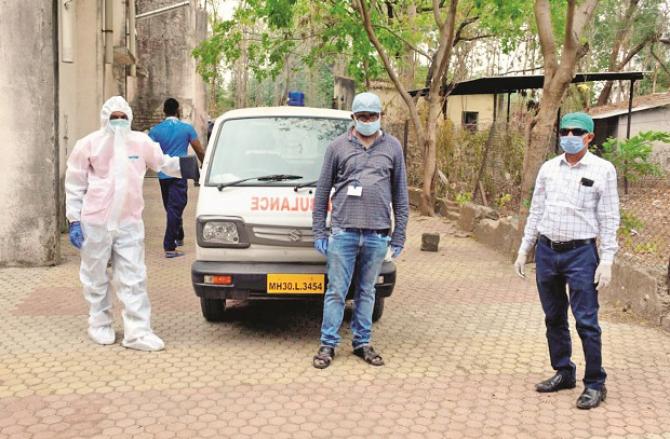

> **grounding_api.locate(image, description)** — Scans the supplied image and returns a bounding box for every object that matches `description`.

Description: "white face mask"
[109,119,130,131]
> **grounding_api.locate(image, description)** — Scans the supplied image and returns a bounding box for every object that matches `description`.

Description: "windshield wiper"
[293,180,318,192]
[217,174,303,191]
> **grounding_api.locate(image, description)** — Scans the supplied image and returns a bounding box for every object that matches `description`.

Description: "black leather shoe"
[576,386,607,409]
[535,373,576,393]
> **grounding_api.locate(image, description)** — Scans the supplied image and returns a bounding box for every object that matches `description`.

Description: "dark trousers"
[535,240,606,390]
[159,178,187,251]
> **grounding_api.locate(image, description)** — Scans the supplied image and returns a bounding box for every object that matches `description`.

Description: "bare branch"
[455,33,493,44]
[452,15,479,45]
[433,0,444,28]
[373,23,432,60]
[428,0,458,96]
[534,0,558,76]
[563,0,577,52]
[617,35,653,69]
[651,46,670,75]
[355,0,419,119]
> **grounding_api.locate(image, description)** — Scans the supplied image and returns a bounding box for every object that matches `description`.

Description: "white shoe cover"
[88,325,116,345]
[122,332,165,352]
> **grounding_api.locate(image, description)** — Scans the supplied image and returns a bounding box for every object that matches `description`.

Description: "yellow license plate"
[267,274,325,294]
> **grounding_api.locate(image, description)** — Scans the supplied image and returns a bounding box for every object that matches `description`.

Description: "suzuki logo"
[288,229,302,242]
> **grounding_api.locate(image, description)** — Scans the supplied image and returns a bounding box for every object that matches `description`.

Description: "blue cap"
[352,92,382,114]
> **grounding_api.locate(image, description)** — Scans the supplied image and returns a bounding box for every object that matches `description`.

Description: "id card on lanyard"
[347,183,362,197]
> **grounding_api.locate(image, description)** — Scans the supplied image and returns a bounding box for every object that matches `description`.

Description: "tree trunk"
[519,90,563,216]
[420,96,443,216]
[519,0,599,219]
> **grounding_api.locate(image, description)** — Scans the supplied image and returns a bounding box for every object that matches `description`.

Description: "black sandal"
[313,346,335,369]
[353,345,384,366]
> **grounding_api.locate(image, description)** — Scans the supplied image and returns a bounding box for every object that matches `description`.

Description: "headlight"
[202,221,240,244]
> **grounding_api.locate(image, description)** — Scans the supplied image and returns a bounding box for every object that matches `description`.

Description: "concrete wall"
[409,187,670,332]
[58,0,135,233]
[133,0,208,138]
[370,82,495,132]
[456,200,670,332]
[446,94,495,131]
[0,1,59,266]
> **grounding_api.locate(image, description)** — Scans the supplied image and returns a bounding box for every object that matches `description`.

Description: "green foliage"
[194,0,535,95]
[633,241,658,255]
[496,193,512,209]
[598,131,668,183]
[455,191,473,206]
[618,209,644,237]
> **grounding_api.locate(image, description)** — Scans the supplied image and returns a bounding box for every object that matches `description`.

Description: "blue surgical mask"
[559,135,585,154]
[355,119,380,137]
[109,119,130,130]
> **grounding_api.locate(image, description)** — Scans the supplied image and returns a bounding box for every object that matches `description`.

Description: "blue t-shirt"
[148,117,198,179]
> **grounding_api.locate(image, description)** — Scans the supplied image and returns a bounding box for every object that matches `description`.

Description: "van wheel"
[372,297,384,322]
[200,298,226,322]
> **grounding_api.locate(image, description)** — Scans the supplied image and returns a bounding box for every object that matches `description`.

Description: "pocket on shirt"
[573,185,598,209]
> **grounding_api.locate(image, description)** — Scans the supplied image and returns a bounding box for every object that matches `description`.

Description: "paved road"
[1,181,670,439]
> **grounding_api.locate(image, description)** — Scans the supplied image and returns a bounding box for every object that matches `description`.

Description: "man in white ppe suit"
[65,96,199,351]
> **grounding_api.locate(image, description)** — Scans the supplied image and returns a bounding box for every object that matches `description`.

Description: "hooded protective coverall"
[65,96,184,351]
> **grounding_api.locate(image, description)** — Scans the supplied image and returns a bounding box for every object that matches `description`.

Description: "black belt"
[344,228,389,236]
[538,235,595,252]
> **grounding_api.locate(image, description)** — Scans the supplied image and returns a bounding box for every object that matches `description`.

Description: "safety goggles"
[110,114,129,120]
[559,128,588,136]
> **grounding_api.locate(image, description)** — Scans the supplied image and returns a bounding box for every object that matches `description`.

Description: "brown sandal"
[313,346,335,369]
[353,345,384,366]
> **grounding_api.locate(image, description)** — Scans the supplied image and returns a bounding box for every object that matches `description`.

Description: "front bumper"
[191,260,396,300]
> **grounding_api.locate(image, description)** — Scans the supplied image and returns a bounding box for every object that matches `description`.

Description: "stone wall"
[409,187,670,332]
[133,1,208,137]
[0,1,59,266]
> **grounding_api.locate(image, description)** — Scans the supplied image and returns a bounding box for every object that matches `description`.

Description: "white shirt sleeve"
[596,163,620,262]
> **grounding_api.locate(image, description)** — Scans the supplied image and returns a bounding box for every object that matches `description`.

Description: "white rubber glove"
[594,262,612,290]
[514,251,527,279]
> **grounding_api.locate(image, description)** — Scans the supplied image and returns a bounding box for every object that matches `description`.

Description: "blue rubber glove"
[69,221,84,249]
[391,245,403,259]
[314,238,328,256]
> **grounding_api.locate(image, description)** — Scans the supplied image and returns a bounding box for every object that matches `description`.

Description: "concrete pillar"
[0,0,59,266]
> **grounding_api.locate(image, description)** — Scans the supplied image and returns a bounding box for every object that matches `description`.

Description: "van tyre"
[372,297,384,322]
[200,298,226,322]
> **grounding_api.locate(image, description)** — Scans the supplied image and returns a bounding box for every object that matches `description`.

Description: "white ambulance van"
[191,106,396,322]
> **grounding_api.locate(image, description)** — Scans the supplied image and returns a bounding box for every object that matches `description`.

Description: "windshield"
[207,116,351,186]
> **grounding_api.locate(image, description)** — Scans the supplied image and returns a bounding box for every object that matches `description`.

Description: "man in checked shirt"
[514,112,620,409]
[311,92,409,369]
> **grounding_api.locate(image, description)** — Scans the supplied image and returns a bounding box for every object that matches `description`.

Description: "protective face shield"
[559,135,586,154]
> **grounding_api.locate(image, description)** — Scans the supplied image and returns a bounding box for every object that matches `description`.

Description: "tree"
[519,0,600,218]
[590,0,663,106]
[194,0,521,215]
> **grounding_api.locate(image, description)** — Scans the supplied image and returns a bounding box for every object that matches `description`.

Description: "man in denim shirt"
[312,92,409,369]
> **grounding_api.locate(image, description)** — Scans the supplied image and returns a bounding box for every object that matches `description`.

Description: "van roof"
[216,106,352,122]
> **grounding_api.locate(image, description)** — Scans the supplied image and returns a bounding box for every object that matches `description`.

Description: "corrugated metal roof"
[408,71,645,97]
[589,92,670,119]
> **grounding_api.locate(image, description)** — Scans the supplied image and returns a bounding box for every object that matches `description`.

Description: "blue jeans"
[159,178,187,251]
[320,228,390,349]
[535,239,606,390]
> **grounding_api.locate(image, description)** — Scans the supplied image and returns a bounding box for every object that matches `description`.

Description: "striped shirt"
[520,151,620,262]
[312,129,409,248]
